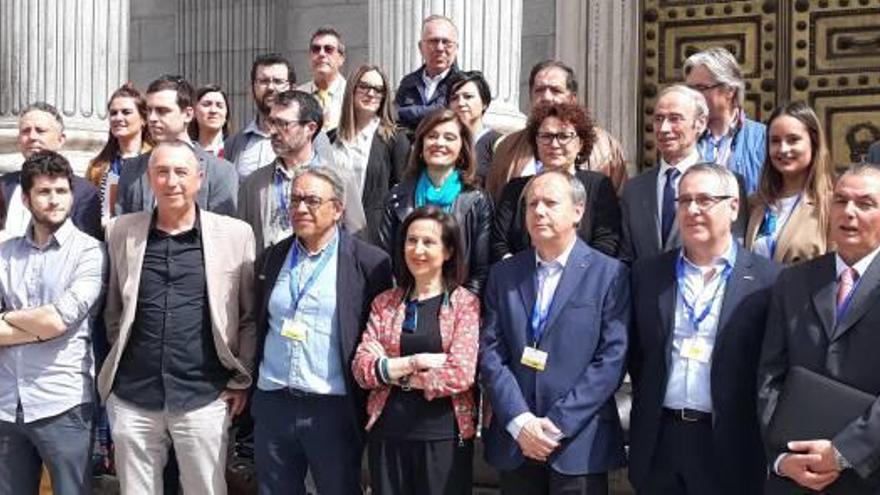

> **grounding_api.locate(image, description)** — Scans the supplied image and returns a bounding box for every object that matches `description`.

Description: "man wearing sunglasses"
[298,26,347,132]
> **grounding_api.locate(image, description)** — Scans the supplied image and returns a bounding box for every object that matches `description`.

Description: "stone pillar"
[0,0,130,174]
[369,0,526,132]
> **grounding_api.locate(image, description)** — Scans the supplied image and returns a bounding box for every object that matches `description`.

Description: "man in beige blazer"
[100,140,256,495]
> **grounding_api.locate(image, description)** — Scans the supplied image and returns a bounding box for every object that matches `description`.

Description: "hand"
[408,371,429,390]
[779,440,841,492]
[362,340,387,358]
[516,417,560,462]
[220,389,249,417]
[789,440,841,473]
[413,353,447,370]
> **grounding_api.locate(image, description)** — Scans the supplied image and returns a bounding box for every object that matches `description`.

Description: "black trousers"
[368,436,473,495]
[639,414,722,495]
[499,462,608,495]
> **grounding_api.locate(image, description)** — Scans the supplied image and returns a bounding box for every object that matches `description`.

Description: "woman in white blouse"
[745,101,834,265]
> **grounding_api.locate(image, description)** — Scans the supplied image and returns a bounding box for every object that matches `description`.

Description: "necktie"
[315,89,329,109]
[661,168,680,246]
[837,267,858,312]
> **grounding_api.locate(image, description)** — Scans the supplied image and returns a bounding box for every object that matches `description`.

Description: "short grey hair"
[148,140,201,171]
[657,84,709,122]
[291,165,347,208]
[680,162,739,197]
[523,169,587,207]
[683,47,746,109]
[841,162,880,180]
[21,101,64,131]
[421,14,458,40]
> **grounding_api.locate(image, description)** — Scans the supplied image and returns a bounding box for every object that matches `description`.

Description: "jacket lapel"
[772,196,812,263]
[516,252,538,326]
[658,251,678,349]
[811,255,837,341]
[834,252,880,340]
[200,213,222,338]
[541,241,590,338]
[643,167,662,249]
[335,231,358,357]
[713,245,751,349]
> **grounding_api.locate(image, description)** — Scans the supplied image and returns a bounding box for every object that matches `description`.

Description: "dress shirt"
[258,228,346,395]
[506,237,577,441]
[332,117,380,197]
[421,67,451,102]
[234,119,276,179]
[663,240,736,413]
[3,185,30,238]
[0,219,105,422]
[697,110,741,169]
[298,76,347,131]
[752,194,800,259]
[266,152,323,246]
[656,149,701,226]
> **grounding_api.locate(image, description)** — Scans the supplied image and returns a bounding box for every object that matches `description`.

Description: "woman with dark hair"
[745,101,835,264]
[330,64,410,242]
[86,83,153,225]
[491,101,621,261]
[379,109,493,294]
[447,71,501,184]
[354,206,479,495]
[188,84,231,157]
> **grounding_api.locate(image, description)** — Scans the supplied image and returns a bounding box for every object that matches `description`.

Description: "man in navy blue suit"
[480,169,629,494]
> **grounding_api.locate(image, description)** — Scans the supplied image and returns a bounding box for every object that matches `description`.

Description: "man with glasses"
[619,84,747,264]
[251,165,392,495]
[298,26,347,132]
[628,163,779,494]
[395,15,462,134]
[684,47,766,194]
[237,90,365,258]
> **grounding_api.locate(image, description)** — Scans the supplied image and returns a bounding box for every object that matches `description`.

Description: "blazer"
[253,230,393,439]
[99,210,257,402]
[745,193,831,265]
[379,179,493,295]
[619,165,749,264]
[490,169,622,262]
[628,245,780,494]
[758,253,880,494]
[0,172,102,240]
[115,143,238,216]
[352,286,480,439]
[478,239,629,475]
[328,128,411,244]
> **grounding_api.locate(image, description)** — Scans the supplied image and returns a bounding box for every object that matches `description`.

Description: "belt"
[663,407,712,423]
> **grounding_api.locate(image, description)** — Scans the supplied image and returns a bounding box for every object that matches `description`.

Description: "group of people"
[1,12,879,495]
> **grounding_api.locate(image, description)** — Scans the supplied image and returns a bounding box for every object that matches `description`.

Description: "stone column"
[369,0,526,132]
[0,0,130,174]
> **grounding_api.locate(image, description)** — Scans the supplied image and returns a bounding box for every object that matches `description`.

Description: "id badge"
[281,318,307,342]
[521,346,548,371]
[680,337,711,363]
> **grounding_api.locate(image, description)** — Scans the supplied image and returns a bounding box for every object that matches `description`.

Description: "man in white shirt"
[297,26,347,132]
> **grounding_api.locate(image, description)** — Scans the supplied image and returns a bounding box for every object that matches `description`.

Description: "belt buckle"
[679,408,700,422]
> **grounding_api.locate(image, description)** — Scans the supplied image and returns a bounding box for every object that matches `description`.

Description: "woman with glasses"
[86,82,153,226]
[330,64,410,243]
[745,101,834,264]
[188,84,232,157]
[379,109,492,295]
[491,101,621,261]
[446,71,501,185]
[354,206,479,495]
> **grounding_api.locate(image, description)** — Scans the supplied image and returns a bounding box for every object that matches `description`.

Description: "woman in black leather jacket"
[379,109,492,295]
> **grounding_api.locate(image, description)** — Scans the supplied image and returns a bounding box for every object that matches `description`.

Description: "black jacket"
[490,169,621,262]
[378,178,492,296]
[394,63,461,133]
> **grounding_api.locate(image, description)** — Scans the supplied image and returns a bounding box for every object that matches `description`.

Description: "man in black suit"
[758,163,880,494]
[629,163,780,494]
[0,102,101,239]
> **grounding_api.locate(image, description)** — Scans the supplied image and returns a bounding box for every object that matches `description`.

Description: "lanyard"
[110,156,123,176]
[274,171,288,216]
[760,194,802,259]
[675,247,736,333]
[287,236,337,315]
[529,265,558,345]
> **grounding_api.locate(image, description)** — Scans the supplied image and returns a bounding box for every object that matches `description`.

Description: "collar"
[702,108,743,141]
[244,118,271,138]
[25,217,75,250]
[149,205,202,234]
[295,226,339,257]
[681,239,736,273]
[274,151,319,178]
[422,66,452,85]
[659,148,701,176]
[836,244,880,279]
[534,237,577,268]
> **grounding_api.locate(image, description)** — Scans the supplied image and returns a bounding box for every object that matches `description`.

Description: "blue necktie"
[661,168,680,246]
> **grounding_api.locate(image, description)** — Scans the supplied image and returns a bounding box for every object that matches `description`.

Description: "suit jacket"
[99,210,257,402]
[479,239,629,475]
[745,193,831,265]
[867,141,880,165]
[758,253,880,494]
[628,245,780,494]
[490,169,621,262]
[253,230,393,439]
[0,172,101,240]
[115,143,238,216]
[619,165,749,264]
[394,63,461,133]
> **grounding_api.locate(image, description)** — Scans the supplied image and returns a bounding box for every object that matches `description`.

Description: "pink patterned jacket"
[352,286,481,439]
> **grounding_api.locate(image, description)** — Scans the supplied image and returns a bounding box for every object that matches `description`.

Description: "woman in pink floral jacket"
[353,206,480,495]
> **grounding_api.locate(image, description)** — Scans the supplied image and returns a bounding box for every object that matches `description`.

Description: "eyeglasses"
[355,82,386,96]
[422,37,457,49]
[652,114,689,127]
[310,44,339,55]
[290,194,336,211]
[686,82,725,92]
[266,118,308,131]
[255,77,289,88]
[675,194,733,211]
[537,131,578,146]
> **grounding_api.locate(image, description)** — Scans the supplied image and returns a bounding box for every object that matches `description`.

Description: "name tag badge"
[680,337,711,363]
[521,346,548,371]
[281,318,307,342]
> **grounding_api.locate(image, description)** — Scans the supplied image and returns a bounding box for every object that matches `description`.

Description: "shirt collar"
[148,205,202,235]
[535,237,577,269]
[295,226,339,258]
[701,108,743,141]
[659,148,701,175]
[422,66,452,85]
[25,217,75,250]
[681,239,736,272]
[244,118,271,138]
[836,244,880,279]
[274,151,319,179]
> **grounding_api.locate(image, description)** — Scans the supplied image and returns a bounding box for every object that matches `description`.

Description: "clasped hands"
[517,417,562,462]
[361,340,447,389]
[778,439,842,492]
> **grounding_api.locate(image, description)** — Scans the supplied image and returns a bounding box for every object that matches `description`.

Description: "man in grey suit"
[115,75,238,216]
[620,84,746,263]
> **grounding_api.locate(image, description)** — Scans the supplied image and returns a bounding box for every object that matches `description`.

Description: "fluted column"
[0,0,130,174]
[369,0,526,132]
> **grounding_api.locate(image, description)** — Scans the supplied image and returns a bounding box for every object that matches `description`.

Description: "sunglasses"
[310,44,339,55]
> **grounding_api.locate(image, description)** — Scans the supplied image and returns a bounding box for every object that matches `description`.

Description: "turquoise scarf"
[414,169,462,212]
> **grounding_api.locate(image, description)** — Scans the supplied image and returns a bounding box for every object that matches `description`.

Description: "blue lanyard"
[110,156,123,175]
[760,194,802,259]
[675,247,736,333]
[529,266,557,345]
[287,236,337,315]
[274,171,288,215]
